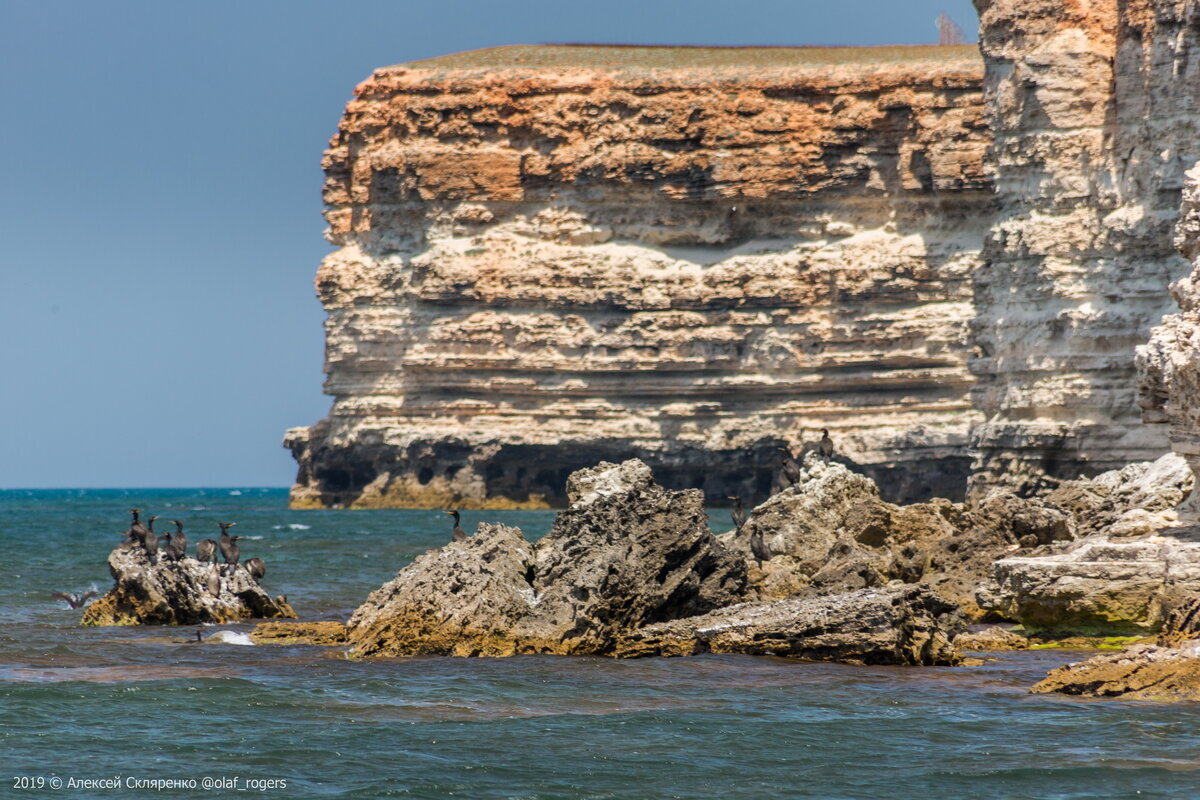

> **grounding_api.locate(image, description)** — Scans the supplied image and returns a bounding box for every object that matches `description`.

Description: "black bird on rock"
[244,557,266,582]
[52,590,98,609]
[167,520,188,561]
[445,510,467,542]
[818,429,835,462]
[143,516,159,561]
[729,496,747,532]
[129,509,150,546]
[196,538,218,564]
[216,522,240,566]
[749,528,770,570]
[778,448,801,487]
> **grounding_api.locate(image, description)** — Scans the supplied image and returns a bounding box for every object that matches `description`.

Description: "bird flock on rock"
[116,509,268,583]
[728,428,837,569]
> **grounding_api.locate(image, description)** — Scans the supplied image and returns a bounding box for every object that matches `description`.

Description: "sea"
[2,488,1200,800]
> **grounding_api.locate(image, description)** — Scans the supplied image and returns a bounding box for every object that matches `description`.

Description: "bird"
[778,447,801,487]
[196,538,218,564]
[749,529,770,570]
[167,520,188,561]
[128,508,150,546]
[216,522,240,565]
[118,531,137,551]
[142,517,159,561]
[52,590,98,609]
[157,526,172,559]
[818,429,835,462]
[729,496,748,532]
[445,510,467,542]
[244,557,266,582]
[205,563,221,596]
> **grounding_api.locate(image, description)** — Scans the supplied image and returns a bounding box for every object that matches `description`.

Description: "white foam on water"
[229,490,243,496]
[288,523,311,530]
[206,631,255,646]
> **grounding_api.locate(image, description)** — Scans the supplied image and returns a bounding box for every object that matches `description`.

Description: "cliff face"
[1139,163,1200,521]
[969,0,1200,495]
[287,45,992,508]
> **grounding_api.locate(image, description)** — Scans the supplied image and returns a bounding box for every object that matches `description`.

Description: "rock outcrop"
[347,460,748,657]
[614,585,962,665]
[82,548,296,626]
[286,44,992,509]
[969,0,1200,495]
[1140,164,1200,522]
[723,452,1067,618]
[977,456,1200,634]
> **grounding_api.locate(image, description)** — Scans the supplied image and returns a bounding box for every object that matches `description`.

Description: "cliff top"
[396,43,981,71]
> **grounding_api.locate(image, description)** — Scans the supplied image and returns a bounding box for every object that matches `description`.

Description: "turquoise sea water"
[2,489,1200,800]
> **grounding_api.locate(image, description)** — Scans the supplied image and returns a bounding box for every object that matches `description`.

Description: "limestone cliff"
[287,45,991,509]
[969,0,1200,495]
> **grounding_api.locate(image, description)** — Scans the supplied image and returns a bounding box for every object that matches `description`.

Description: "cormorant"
[818,429,835,462]
[196,538,218,564]
[52,590,98,609]
[216,522,239,565]
[728,496,747,532]
[244,557,266,582]
[167,520,188,561]
[129,508,150,546]
[445,510,467,542]
[749,529,770,569]
[778,448,801,487]
[142,517,159,561]
[205,563,221,596]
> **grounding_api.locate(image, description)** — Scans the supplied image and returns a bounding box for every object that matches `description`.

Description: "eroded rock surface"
[347,460,748,657]
[82,548,295,626]
[1030,642,1200,701]
[615,585,961,666]
[286,44,991,509]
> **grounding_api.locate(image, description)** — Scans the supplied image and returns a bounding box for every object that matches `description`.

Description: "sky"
[0,0,980,488]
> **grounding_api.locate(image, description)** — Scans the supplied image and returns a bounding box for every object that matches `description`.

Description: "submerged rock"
[250,621,348,646]
[347,460,748,658]
[615,585,962,666]
[82,547,295,626]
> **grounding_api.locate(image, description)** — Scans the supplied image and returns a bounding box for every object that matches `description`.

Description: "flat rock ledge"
[250,621,348,646]
[82,547,295,626]
[1030,643,1200,701]
[614,585,962,665]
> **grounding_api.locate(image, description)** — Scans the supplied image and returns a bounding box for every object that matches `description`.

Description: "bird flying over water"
[52,590,98,609]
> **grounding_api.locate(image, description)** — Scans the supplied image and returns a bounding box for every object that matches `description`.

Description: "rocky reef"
[346,459,961,665]
[286,44,991,509]
[82,547,295,626]
[968,0,1200,495]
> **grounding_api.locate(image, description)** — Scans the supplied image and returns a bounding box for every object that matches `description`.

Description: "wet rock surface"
[1030,642,1200,701]
[347,460,748,658]
[250,621,349,646]
[82,547,295,626]
[614,585,962,665]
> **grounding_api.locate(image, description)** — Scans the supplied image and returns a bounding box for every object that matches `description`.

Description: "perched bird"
[778,447,801,487]
[818,429,835,462]
[445,510,467,542]
[244,557,266,582]
[216,522,239,565]
[729,496,748,532]
[129,508,150,546]
[196,538,218,564]
[749,529,770,569]
[142,517,159,561]
[205,563,221,596]
[167,520,188,561]
[52,590,98,609]
[157,527,172,558]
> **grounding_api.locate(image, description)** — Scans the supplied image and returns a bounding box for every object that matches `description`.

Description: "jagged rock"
[347,460,748,658]
[1159,596,1200,648]
[955,625,1030,651]
[1044,454,1193,539]
[1030,642,1200,701]
[979,536,1200,635]
[82,547,295,626]
[250,621,349,646]
[724,454,1063,618]
[614,585,962,666]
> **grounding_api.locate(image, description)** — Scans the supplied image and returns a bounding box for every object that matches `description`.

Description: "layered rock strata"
[969,0,1200,494]
[82,548,296,626]
[1139,163,1200,521]
[287,44,991,509]
[614,585,962,665]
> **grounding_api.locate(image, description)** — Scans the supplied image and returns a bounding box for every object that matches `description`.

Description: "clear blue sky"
[0,1,979,488]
